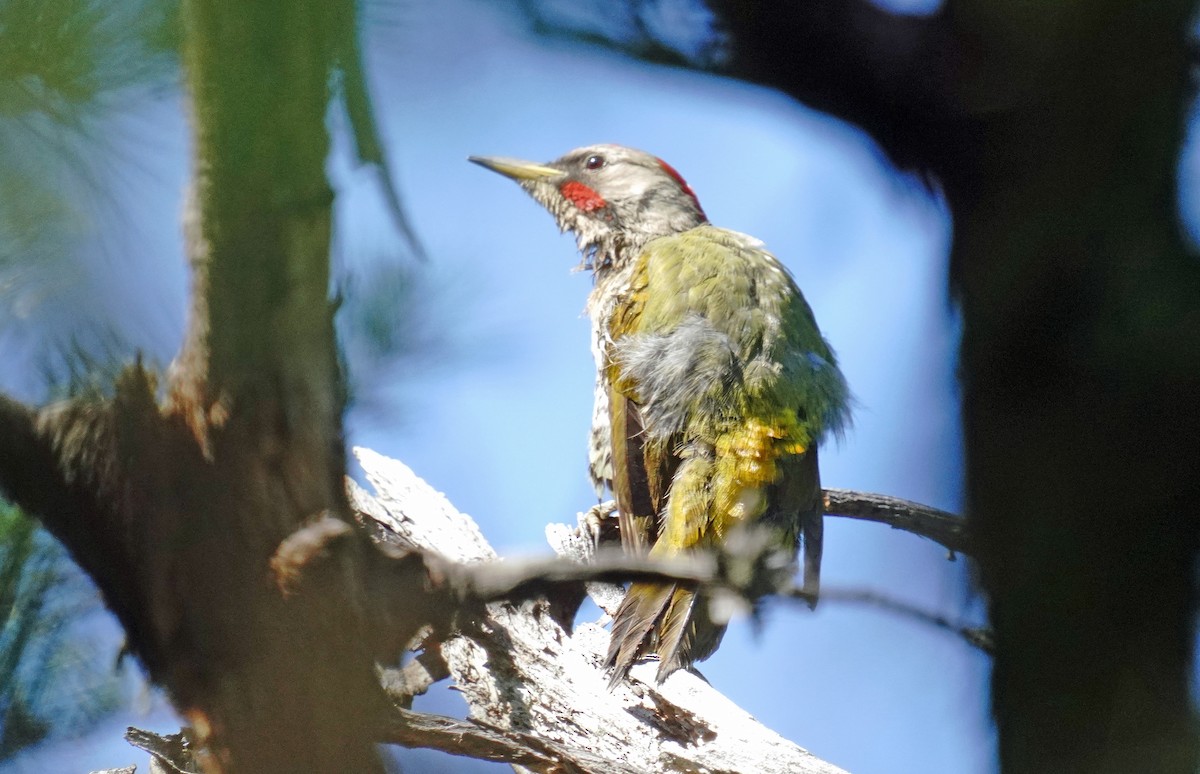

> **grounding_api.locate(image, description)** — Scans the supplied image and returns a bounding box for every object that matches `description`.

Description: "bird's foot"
[580,499,619,551]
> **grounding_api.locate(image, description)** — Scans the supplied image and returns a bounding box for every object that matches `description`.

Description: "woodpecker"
[470,145,850,686]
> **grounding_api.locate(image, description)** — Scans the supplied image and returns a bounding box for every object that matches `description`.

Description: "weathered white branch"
[350,447,848,774]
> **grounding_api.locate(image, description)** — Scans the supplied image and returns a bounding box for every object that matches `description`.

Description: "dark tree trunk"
[945,4,1200,772]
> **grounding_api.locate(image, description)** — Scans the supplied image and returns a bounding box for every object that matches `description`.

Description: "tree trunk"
[946,4,1200,772]
[1,1,391,770]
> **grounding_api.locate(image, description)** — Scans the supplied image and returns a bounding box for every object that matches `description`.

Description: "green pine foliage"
[0,0,179,371]
[0,502,123,758]
[0,0,178,258]
[0,3,179,757]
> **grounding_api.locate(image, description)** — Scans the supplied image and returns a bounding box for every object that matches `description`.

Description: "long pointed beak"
[468,155,563,182]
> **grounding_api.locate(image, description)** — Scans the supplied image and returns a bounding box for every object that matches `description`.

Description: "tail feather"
[654,585,725,683]
[606,582,674,689]
[606,582,726,688]
[793,446,824,610]
[800,508,823,609]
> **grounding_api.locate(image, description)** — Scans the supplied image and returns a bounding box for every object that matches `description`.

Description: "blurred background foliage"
[0,0,180,757]
[0,3,177,753]
[0,0,179,395]
[0,503,122,759]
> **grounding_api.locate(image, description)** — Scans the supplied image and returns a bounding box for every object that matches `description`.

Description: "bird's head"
[470,144,708,272]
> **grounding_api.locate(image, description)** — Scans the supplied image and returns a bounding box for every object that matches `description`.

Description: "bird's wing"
[602,256,678,554]
[628,226,850,447]
[605,226,851,680]
[609,226,850,547]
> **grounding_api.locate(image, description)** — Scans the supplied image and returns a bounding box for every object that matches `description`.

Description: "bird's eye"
[585,154,606,170]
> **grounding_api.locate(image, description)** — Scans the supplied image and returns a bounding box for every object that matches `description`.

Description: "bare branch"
[378,646,450,708]
[124,727,198,774]
[416,487,969,613]
[435,510,988,654]
[787,587,992,654]
[382,706,635,774]
[103,449,972,772]
[824,488,969,556]
[0,395,96,540]
[445,548,713,601]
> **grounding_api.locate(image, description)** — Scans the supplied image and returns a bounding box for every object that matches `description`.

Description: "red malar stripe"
[560,180,607,212]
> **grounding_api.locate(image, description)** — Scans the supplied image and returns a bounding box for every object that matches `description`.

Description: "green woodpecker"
[470,145,850,685]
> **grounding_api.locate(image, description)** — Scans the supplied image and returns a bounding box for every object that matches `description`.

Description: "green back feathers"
[610,225,850,450]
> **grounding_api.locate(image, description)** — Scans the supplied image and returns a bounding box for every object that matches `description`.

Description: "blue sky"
[0,2,1003,771]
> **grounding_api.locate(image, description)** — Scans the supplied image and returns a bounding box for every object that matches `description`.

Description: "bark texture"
[350,447,849,774]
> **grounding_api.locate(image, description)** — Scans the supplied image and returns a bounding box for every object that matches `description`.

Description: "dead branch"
[824,488,969,556]
[382,706,635,774]
[350,446,851,774]
[123,727,198,773]
[788,587,992,654]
